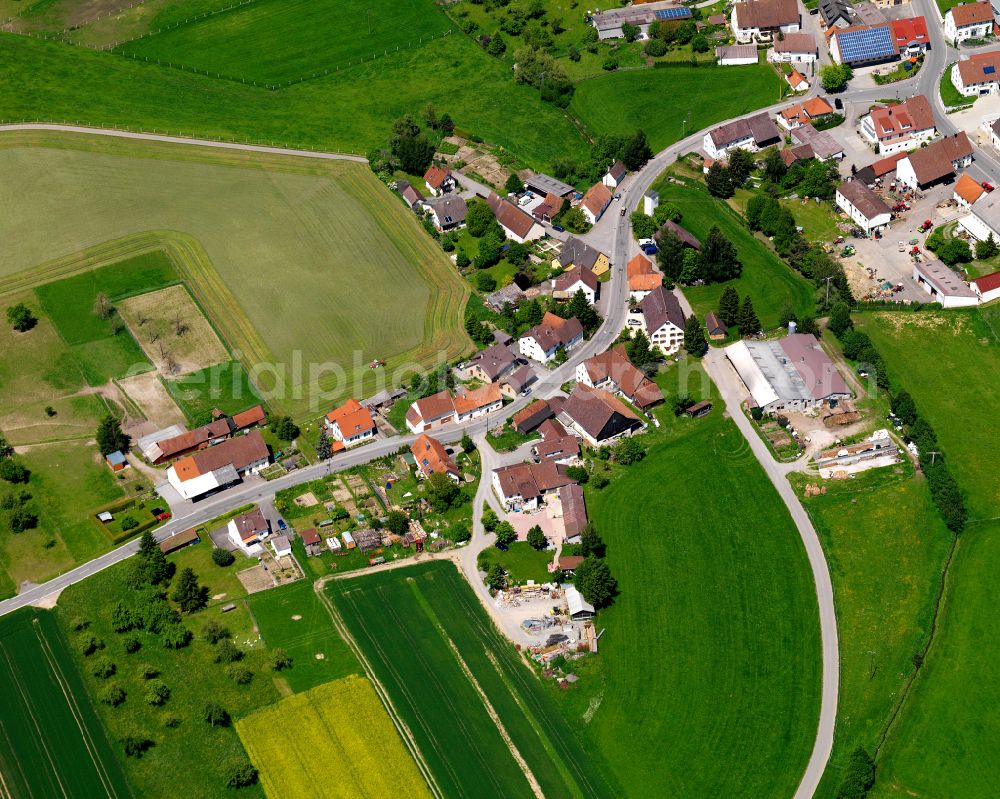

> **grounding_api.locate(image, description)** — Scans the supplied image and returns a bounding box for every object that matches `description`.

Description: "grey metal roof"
[524,173,575,197]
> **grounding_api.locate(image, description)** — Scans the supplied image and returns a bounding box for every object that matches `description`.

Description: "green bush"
[211,548,235,567]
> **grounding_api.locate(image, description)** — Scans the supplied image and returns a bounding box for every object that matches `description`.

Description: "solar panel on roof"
[986,65,997,74]
[654,6,691,19]
[836,25,896,64]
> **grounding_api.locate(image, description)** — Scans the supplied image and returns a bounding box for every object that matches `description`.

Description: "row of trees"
[657,225,742,285]
[550,130,653,189]
[0,433,37,533]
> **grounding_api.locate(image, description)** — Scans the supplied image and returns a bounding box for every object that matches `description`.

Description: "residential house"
[467,343,518,383]
[404,390,455,434]
[706,311,728,340]
[625,285,686,355]
[944,1,995,44]
[552,265,598,304]
[576,346,664,409]
[777,96,835,130]
[954,173,986,209]
[396,180,424,209]
[512,399,555,434]
[786,68,810,91]
[559,384,645,447]
[895,132,974,189]
[790,124,845,161]
[912,260,980,307]
[145,404,266,464]
[424,165,455,196]
[703,112,782,159]
[501,363,537,398]
[519,313,584,363]
[299,527,324,556]
[227,507,270,555]
[836,180,893,235]
[658,219,701,250]
[829,24,898,67]
[819,0,855,28]
[410,434,460,481]
[627,253,662,301]
[603,160,627,188]
[324,398,377,449]
[717,44,760,65]
[972,270,1000,302]
[731,0,800,42]
[166,430,270,501]
[952,49,1000,97]
[424,195,467,232]
[452,383,503,424]
[581,182,613,225]
[484,283,526,312]
[768,31,818,62]
[491,461,574,510]
[591,0,692,39]
[485,192,544,243]
[532,419,580,464]
[532,193,563,224]
[958,187,1000,241]
[859,96,936,154]
[524,173,575,198]
[554,237,610,276]
[271,535,292,558]
[890,16,930,54]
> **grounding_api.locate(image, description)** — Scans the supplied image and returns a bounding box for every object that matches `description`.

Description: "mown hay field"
[236,675,432,799]
[0,609,131,798]
[0,133,470,418]
[327,561,616,799]
[122,0,452,85]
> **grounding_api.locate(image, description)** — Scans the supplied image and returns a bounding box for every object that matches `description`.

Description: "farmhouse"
[513,398,555,433]
[896,133,974,190]
[227,507,270,555]
[836,180,893,235]
[890,16,930,54]
[145,404,266,464]
[424,195,467,232]
[625,285,686,355]
[603,160,627,188]
[717,44,760,65]
[829,24,897,67]
[324,398,376,449]
[724,333,851,414]
[972,270,1000,302]
[706,311,728,340]
[491,461,574,511]
[576,347,664,410]
[485,193,544,243]
[453,383,503,423]
[814,428,900,477]
[524,173,575,198]
[580,182,613,225]
[554,236,609,276]
[404,390,455,434]
[778,96,835,130]
[484,283,526,312]
[166,430,269,501]
[731,0,800,43]
[859,96,936,154]
[790,124,844,161]
[627,253,663,300]
[559,384,645,447]
[768,32,818,62]
[952,50,1000,96]
[953,173,985,209]
[591,0,692,39]
[912,261,980,307]
[532,193,563,224]
[467,342,518,383]
[944,1,995,44]
[410,434,460,481]
[519,313,584,363]
[532,419,581,464]
[703,113,782,159]
[423,165,455,196]
[552,265,599,304]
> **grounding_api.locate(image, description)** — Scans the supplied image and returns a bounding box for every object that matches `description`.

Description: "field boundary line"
[312,578,444,799]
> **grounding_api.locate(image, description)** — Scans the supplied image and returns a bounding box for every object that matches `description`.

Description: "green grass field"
[650,177,815,328]
[797,468,952,799]
[0,609,132,798]
[560,379,820,797]
[165,361,260,426]
[848,308,1000,797]
[571,64,785,151]
[247,579,359,694]
[327,561,618,798]
[0,132,470,417]
[486,541,553,585]
[122,0,452,85]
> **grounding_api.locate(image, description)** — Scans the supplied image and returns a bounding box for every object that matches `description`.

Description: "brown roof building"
[576,347,664,409]
[580,182,613,223]
[467,343,518,383]
[513,399,555,433]
[485,193,542,242]
[733,0,800,31]
[897,132,974,189]
[560,384,645,446]
[559,483,589,544]
[518,313,584,363]
[491,461,574,509]
[410,434,459,481]
[405,390,456,434]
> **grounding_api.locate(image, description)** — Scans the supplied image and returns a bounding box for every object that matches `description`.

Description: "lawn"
[560,385,821,797]
[570,64,786,152]
[246,578,360,694]
[0,32,591,171]
[326,561,617,798]
[237,675,432,798]
[122,0,452,85]
[794,468,953,799]
[54,551,280,798]
[165,361,261,426]
[485,423,540,453]
[0,132,471,418]
[781,198,842,242]
[486,541,553,585]
[0,609,131,798]
[940,62,976,108]
[62,0,248,48]
[651,176,815,328]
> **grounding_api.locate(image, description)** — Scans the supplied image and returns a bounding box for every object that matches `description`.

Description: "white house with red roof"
[324,398,377,449]
[859,96,937,154]
[424,165,455,196]
[972,271,1000,303]
[944,2,995,44]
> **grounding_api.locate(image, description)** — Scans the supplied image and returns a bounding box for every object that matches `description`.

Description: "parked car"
[613,193,621,200]
[552,224,565,232]
[641,243,658,255]
[834,98,843,109]
[983,181,995,193]
[277,519,287,531]
[156,511,171,521]
[620,208,626,216]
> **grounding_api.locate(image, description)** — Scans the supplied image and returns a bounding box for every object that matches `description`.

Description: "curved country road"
[0,112,839,797]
